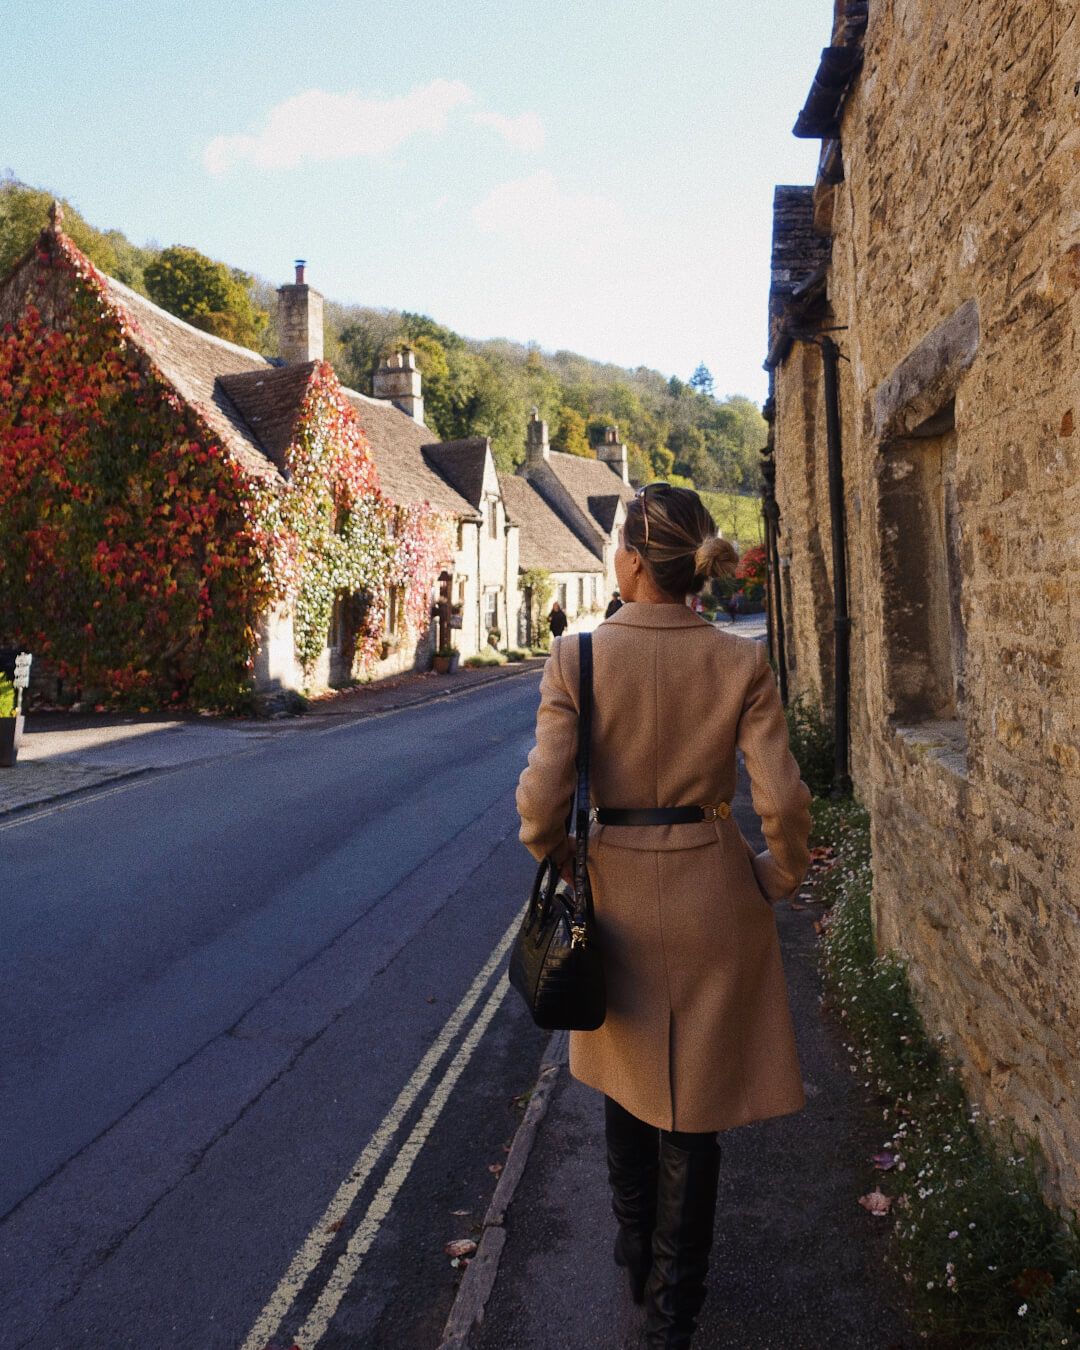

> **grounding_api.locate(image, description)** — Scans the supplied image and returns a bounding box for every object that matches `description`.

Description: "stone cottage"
[497,472,604,646]
[518,411,635,609]
[766,0,1080,1206]
[0,223,526,700]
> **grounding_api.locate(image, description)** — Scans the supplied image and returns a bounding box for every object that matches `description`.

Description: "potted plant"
[432,645,459,674]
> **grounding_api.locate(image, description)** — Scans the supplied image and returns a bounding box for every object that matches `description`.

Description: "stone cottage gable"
[422,438,492,511]
[540,450,633,554]
[96,276,281,484]
[217,363,318,475]
[341,388,477,521]
[0,224,278,705]
[498,473,601,576]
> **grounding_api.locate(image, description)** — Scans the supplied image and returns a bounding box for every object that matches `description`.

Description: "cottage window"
[488,498,498,540]
[456,520,464,551]
[878,417,967,728]
[386,585,400,636]
[557,582,567,609]
[484,589,498,635]
[578,577,585,609]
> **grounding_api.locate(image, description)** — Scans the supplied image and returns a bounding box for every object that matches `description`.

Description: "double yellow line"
[241,903,524,1350]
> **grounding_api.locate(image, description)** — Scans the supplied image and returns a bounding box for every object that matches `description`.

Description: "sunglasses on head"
[634,481,670,553]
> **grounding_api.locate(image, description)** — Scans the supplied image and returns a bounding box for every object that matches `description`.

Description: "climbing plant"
[0,231,453,706]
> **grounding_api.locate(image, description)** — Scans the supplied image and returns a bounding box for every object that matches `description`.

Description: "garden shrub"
[784,691,835,797]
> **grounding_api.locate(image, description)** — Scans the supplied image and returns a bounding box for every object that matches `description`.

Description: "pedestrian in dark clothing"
[605,590,623,618]
[548,601,568,637]
[726,594,739,625]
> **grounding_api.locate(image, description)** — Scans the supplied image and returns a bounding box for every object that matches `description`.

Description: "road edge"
[437,1028,570,1350]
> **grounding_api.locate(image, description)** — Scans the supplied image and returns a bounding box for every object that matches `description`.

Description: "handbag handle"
[571,633,594,945]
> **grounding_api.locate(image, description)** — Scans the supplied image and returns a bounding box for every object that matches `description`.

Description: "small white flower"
[1018,1304,1028,1316]
[948,1231,958,1239]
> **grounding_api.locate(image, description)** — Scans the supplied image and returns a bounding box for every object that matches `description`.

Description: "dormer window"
[487,498,498,539]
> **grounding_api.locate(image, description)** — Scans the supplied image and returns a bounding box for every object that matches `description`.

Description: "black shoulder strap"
[573,634,593,908]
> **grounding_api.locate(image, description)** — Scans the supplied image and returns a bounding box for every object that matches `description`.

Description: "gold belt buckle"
[701,802,730,822]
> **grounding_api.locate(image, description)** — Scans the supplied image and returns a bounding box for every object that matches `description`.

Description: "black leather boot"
[605,1098,659,1304]
[643,1135,721,1349]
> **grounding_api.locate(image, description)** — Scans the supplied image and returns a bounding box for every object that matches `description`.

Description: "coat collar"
[604,602,714,630]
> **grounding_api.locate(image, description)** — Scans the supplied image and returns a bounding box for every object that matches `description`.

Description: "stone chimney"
[525,409,550,471]
[597,425,630,484]
[277,259,324,364]
[373,347,424,423]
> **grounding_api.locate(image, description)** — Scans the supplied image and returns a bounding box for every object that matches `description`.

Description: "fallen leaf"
[427,996,436,1003]
[858,1188,892,1216]
[450,1209,470,1216]
[791,903,806,911]
[488,1163,503,1175]
[874,1152,897,1171]
[326,1219,344,1232]
[445,1238,477,1259]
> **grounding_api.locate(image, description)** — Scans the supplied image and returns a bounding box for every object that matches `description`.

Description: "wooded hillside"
[1,176,766,501]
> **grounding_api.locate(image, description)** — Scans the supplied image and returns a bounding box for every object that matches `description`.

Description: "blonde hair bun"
[694,534,739,579]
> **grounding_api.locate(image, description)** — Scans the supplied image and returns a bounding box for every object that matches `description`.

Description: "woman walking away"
[517,483,811,1349]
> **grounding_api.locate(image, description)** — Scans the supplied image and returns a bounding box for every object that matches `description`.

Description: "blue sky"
[3,1,829,403]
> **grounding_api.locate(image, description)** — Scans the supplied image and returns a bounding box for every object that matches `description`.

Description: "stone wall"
[771,0,1080,1207]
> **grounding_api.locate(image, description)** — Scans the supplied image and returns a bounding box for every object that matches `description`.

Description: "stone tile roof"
[498,474,603,574]
[342,390,479,519]
[422,439,490,510]
[218,364,316,474]
[103,277,281,482]
[542,451,634,545]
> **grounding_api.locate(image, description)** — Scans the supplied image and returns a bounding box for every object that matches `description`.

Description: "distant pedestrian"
[726,593,739,625]
[605,590,623,618]
[518,483,810,1348]
[548,601,568,637]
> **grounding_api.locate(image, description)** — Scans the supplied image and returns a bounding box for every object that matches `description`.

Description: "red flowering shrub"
[734,543,767,585]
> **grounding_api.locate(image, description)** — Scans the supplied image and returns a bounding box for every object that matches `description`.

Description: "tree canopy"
[144,245,267,348]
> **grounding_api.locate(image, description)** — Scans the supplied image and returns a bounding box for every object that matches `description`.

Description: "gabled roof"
[498,474,603,575]
[342,389,479,520]
[102,276,282,482]
[218,363,317,473]
[422,438,491,510]
[587,494,625,535]
[539,450,635,545]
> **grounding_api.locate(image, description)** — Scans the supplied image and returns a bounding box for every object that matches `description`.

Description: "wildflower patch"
[813,798,1080,1347]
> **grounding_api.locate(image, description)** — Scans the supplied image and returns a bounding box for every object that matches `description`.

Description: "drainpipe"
[476,519,483,653]
[765,511,788,704]
[759,437,788,704]
[821,335,851,796]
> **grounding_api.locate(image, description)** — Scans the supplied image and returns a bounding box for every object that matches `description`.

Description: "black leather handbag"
[509,633,606,1031]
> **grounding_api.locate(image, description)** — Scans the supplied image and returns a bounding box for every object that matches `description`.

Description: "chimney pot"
[295,259,306,285]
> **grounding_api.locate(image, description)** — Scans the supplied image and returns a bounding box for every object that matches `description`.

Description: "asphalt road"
[0,673,551,1349]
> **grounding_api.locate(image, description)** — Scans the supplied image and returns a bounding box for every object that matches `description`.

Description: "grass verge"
[811,797,1080,1347]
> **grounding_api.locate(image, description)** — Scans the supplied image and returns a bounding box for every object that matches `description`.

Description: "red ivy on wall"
[0,235,454,707]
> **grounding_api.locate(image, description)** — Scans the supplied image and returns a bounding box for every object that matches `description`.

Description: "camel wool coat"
[516,603,812,1133]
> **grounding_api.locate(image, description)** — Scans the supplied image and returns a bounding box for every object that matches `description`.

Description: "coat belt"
[591,803,731,826]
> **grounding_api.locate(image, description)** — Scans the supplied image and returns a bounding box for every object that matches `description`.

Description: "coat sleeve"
[516,636,579,865]
[736,644,812,901]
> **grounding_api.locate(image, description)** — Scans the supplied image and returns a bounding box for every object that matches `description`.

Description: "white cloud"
[468,110,545,153]
[472,171,623,245]
[204,79,474,174]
